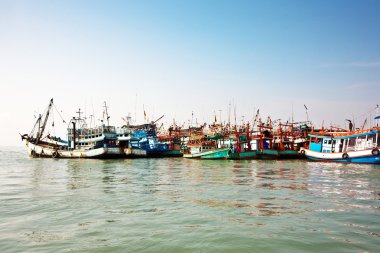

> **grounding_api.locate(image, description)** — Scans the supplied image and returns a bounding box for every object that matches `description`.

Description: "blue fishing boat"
[300,128,380,164]
[128,123,170,157]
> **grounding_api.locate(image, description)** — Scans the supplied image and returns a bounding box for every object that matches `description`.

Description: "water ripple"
[0,147,379,253]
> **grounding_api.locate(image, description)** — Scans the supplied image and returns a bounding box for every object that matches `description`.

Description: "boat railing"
[346,142,378,151]
[103,126,116,133]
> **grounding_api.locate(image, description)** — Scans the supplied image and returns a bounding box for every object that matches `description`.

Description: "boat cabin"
[67,125,118,150]
[308,129,379,153]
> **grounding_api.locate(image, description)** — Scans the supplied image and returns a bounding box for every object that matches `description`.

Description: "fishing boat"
[253,121,308,159]
[21,99,125,158]
[116,126,146,157]
[254,123,280,159]
[300,128,380,164]
[228,128,257,160]
[127,123,170,157]
[157,126,184,157]
[274,122,309,159]
[183,134,230,159]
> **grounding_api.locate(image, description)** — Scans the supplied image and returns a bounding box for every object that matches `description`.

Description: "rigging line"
[52,107,56,137]
[352,106,378,121]
[53,103,67,123]
[29,115,41,137]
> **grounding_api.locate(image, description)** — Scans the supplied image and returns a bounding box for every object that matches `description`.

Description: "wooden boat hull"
[162,150,183,157]
[255,149,302,159]
[125,148,182,158]
[124,148,147,158]
[256,149,279,159]
[228,150,257,160]
[278,150,303,159]
[183,148,229,159]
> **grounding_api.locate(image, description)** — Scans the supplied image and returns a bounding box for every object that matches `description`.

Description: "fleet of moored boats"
[21,99,380,164]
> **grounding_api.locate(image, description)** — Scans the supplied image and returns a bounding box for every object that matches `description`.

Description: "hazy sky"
[1,0,380,146]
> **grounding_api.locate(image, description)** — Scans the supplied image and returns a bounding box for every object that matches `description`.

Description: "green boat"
[183,135,229,159]
[228,150,257,159]
[278,149,302,159]
[256,149,280,159]
[255,122,307,159]
[162,149,183,157]
[158,127,184,157]
[228,132,258,160]
[183,147,230,159]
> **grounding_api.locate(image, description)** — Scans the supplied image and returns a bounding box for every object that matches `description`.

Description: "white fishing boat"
[22,99,125,158]
[300,128,380,164]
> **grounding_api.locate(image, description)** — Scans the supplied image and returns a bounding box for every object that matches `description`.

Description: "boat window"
[368,134,376,148]
[324,140,327,144]
[356,135,368,149]
[347,138,356,150]
[328,140,332,144]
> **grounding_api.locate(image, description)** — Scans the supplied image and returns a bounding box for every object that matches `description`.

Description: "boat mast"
[29,114,42,139]
[103,101,110,126]
[228,102,231,131]
[36,98,54,144]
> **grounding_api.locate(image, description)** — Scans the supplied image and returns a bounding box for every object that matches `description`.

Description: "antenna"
[103,101,110,126]
[91,100,95,128]
[89,114,94,128]
[84,101,87,125]
[191,111,194,127]
[291,103,294,123]
[228,101,231,129]
[76,108,83,120]
[234,102,237,130]
[304,104,309,122]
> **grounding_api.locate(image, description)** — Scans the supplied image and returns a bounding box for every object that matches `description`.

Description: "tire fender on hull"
[52,151,59,158]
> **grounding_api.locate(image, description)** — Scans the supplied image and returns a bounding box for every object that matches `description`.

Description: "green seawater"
[0,146,379,253]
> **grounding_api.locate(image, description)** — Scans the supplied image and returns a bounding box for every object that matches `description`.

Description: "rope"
[53,103,67,124]
[52,107,56,137]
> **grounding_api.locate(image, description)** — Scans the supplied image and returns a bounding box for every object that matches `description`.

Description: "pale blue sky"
[1,0,380,145]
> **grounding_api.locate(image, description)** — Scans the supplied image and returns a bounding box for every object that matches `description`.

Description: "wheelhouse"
[308,129,379,153]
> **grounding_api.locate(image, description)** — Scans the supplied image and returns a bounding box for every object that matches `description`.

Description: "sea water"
[0,146,379,253]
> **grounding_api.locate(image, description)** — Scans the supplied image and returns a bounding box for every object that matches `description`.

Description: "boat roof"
[309,128,379,139]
